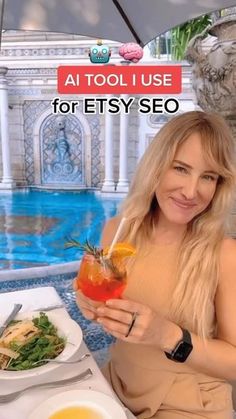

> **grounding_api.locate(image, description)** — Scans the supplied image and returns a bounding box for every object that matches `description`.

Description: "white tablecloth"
[0,287,136,419]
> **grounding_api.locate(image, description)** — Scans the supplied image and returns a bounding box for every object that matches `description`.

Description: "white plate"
[28,389,127,419]
[0,310,83,379]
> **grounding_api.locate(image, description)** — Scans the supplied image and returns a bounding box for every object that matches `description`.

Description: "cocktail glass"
[76,253,127,302]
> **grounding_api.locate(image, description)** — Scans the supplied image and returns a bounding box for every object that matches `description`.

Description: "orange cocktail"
[67,241,136,302]
[76,253,127,301]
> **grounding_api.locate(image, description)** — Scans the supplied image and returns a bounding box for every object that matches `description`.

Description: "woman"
[75,111,236,418]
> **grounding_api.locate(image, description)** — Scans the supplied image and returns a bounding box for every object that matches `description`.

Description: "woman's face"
[155,132,219,226]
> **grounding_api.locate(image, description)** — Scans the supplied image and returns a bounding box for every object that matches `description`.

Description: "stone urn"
[186,13,236,238]
[186,12,236,138]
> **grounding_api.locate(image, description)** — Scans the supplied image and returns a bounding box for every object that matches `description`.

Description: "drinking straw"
[106,217,127,258]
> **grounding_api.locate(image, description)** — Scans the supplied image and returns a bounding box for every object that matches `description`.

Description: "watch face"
[173,341,193,363]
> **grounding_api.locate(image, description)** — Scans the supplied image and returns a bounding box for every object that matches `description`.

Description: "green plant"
[171,14,212,61]
[65,237,103,260]
[65,237,124,279]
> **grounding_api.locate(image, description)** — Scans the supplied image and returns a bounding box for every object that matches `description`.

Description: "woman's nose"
[181,177,199,199]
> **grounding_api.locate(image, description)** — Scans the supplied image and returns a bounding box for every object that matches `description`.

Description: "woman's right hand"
[73,278,104,321]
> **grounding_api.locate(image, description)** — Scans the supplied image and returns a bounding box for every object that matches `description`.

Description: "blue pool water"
[0,190,122,270]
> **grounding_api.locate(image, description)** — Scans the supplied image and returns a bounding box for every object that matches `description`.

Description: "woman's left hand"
[96,298,169,347]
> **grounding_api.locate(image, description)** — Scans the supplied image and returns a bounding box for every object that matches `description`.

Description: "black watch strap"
[181,328,192,344]
[165,328,193,363]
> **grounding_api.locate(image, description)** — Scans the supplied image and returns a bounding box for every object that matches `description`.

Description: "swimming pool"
[0,190,122,270]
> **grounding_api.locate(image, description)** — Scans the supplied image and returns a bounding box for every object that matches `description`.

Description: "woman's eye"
[174,166,187,173]
[202,174,217,182]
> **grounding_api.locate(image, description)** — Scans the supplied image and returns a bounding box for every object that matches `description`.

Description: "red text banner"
[57,65,182,94]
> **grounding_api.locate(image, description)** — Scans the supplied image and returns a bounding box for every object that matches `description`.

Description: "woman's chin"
[165,206,198,225]
[166,214,193,226]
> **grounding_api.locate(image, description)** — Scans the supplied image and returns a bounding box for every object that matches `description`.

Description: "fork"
[0,303,22,337]
[32,304,65,312]
[32,352,90,366]
[0,368,93,404]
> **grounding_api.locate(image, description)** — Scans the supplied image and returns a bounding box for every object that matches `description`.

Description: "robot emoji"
[89,40,111,64]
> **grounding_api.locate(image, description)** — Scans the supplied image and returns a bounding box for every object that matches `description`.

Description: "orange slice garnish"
[103,242,136,258]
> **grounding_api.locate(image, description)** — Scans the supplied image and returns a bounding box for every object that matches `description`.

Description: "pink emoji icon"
[119,42,143,63]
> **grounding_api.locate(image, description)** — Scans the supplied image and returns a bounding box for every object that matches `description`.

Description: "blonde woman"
[75,111,236,419]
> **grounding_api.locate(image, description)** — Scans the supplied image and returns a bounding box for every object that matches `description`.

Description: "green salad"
[0,312,66,371]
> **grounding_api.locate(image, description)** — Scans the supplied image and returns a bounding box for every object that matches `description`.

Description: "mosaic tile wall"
[23,101,101,187]
[41,114,84,185]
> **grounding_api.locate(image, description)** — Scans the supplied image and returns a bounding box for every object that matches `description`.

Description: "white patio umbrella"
[1,0,236,46]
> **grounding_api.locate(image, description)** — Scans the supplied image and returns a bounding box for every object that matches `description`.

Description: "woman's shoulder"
[220,237,236,257]
[219,237,236,281]
[100,215,122,247]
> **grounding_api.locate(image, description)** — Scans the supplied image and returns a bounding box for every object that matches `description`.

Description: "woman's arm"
[181,237,236,380]
[97,238,236,381]
[100,215,122,248]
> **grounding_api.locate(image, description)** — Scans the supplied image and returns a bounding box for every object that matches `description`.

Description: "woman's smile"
[170,197,197,210]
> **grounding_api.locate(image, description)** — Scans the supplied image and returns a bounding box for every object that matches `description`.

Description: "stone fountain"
[186,9,236,239]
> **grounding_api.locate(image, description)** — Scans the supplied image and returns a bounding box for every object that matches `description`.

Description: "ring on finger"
[125,311,138,337]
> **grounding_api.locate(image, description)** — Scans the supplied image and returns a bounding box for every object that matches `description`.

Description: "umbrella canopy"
[2,0,236,46]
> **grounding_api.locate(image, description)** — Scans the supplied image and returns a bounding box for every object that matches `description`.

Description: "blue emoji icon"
[89,40,111,64]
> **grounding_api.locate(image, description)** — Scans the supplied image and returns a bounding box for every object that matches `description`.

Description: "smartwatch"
[165,328,193,363]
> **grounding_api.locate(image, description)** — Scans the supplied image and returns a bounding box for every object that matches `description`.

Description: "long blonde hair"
[119,111,236,338]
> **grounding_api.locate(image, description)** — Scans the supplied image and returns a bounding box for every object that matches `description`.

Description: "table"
[0,287,136,419]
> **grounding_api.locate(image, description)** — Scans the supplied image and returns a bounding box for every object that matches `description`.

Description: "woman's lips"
[171,197,197,209]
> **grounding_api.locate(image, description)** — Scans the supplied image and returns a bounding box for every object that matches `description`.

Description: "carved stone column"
[186,11,236,237]
[101,96,115,192]
[116,94,129,193]
[0,67,15,189]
